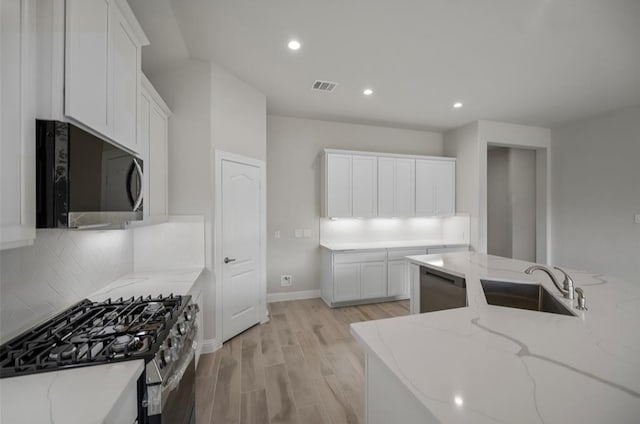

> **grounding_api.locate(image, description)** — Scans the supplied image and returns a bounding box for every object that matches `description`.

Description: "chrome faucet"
[524,265,575,300]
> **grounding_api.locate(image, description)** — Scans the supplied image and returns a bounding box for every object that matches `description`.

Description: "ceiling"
[131,0,640,131]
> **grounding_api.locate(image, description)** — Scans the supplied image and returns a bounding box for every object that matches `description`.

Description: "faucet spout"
[524,265,574,300]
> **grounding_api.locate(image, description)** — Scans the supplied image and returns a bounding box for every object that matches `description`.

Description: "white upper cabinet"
[416,159,455,216]
[139,75,171,222]
[324,153,378,218]
[352,155,377,218]
[325,154,352,217]
[415,159,436,216]
[323,149,454,218]
[1,0,37,250]
[111,5,140,152]
[65,0,148,154]
[378,157,415,217]
[65,0,111,136]
[434,160,455,216]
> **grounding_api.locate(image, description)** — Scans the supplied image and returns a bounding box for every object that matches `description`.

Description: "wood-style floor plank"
[196,299,408,424]
[281,345,319,409]
[240,389,270,424]
[264,363,299,424]
[211,337,243,424]
[297,404,330,424]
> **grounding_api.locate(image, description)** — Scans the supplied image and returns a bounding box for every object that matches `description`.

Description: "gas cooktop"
[0,294,189,378]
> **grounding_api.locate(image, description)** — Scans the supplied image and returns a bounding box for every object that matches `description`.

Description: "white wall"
[445,120,550,261]
[551,107,640,282]
[509,148,536,261]
[444,122,481,250]
[147,59,212,216]
[147,60,266,346]
[211,63,266,161]
[487,148,511,257]
[0,229,134,343]
[267,115,444,294]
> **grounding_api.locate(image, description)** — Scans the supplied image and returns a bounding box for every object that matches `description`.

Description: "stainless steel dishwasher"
[420,266,467,312]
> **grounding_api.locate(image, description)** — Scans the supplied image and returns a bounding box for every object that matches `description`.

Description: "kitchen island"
[351,252,640,423]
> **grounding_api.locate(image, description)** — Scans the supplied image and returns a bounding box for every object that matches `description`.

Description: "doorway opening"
[487,146,540,262]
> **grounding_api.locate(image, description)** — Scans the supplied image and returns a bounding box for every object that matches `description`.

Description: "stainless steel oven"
[144,306,198,424]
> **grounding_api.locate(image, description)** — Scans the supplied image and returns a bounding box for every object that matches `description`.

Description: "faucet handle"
[553,266,574,290]
[575,287,587,311]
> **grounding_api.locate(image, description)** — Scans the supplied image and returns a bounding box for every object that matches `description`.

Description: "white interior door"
[221,159,262,341]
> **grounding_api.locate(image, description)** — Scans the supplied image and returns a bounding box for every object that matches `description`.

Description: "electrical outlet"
[280,275,292,287]
[303,229,311,238]
[294,229,303,238]
[635,214,640,224]
[274,230,281,239]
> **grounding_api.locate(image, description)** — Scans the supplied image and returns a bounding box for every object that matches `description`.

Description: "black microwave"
[36,120,143,229]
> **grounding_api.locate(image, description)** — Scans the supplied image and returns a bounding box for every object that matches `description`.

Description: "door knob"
[224,257,236,264]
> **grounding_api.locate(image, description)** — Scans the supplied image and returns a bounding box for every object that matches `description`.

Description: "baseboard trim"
[201,338,222,354]
[267,290,321,303]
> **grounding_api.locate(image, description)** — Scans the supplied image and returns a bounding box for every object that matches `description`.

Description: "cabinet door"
[65,0,111,136]
[415,159,436,216]
[112,7,139,152]
[1,0,36,250]
[409,263,420,314]
[377,157,395,217]
[334,263,361,302]
[326,154,352,217]
[361,261,387,299]
[434,161,455,216]
[352,155,377,218]
[138,90,151,220]
[394,158,415,217]
[387,259,408,297]
[149,105,168,217]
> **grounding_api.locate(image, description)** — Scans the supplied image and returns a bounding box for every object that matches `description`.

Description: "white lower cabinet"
[323,247,441,307]
[387,260,408,297]
[334,263,362,301]
[361,261,387,299]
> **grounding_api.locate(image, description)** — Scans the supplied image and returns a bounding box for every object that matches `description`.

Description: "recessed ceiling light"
[363,88,373,96]
[453,102,463,108]
[287,40,301,51]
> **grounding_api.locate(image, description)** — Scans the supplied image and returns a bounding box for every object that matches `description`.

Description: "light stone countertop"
[0,360,144,424]
[88,268,204,302]
[320,239,468,251]
[351,252,640,424]
[0,267,204,424]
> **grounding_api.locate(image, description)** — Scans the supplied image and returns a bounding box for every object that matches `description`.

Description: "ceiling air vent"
[311,80,338,92]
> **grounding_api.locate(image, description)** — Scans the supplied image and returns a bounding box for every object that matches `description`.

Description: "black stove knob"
[177,322,187,335]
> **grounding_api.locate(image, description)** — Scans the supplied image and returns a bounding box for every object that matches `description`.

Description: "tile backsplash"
[0,229,134,343]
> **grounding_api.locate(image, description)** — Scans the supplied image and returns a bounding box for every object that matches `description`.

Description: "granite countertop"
[351,252,640,423]
[320,239,468,251]
[0,267,204,424]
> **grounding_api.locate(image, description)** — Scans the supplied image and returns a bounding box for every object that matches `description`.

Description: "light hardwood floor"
[195,298,409,424]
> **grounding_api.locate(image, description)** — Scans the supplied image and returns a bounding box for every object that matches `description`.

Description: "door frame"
[214,150,268,345]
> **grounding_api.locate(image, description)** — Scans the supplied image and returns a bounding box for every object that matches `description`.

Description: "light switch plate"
[635,214,640,224]
[303,229,311,238]
[274,230,281,239]
[294,229,303,238]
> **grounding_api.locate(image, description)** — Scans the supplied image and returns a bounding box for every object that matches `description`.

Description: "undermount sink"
[480,280,575,316]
